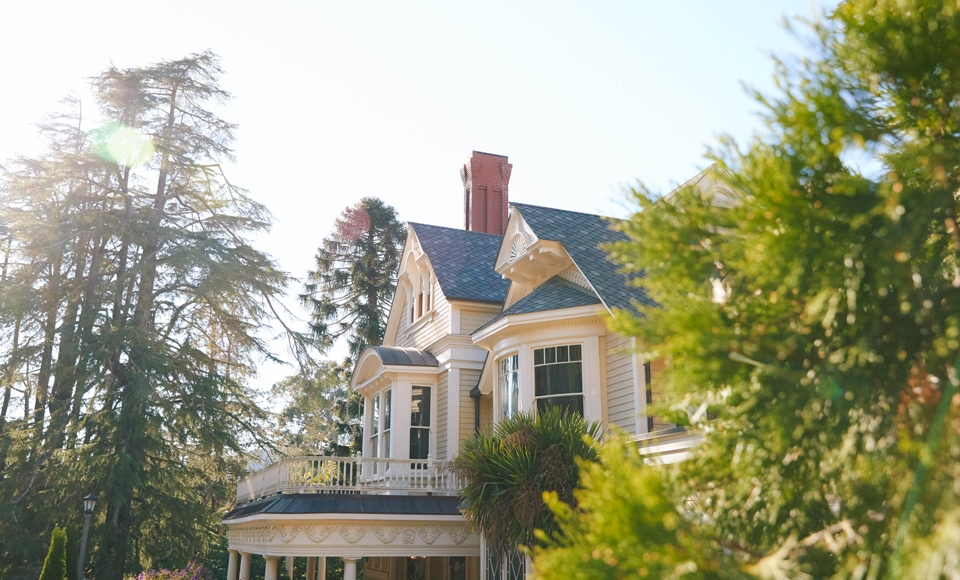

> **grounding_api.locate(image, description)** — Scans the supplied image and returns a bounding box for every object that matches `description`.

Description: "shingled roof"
[475,276,602,333]
[224,494,462,519]
[511,203,655,313]
[409,222,510,304]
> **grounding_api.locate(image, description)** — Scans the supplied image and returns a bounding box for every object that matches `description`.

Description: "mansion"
[221,152,704,580]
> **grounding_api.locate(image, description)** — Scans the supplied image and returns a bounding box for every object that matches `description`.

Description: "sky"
[0,0,834,390]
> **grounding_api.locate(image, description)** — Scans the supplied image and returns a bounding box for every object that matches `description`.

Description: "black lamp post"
[77,493,97,580]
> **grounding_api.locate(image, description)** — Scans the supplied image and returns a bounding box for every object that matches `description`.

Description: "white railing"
[236,456,460,504]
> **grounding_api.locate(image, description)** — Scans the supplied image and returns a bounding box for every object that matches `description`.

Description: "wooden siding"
[460,308,497,335]
[479,393,493,435]
[436,371,448,460]
[605,333,638,435]
[459,368,482,454]
[649,357,675,431]
[394,278,451,349]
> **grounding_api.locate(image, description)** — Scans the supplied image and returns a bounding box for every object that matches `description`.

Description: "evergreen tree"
[536,1,960,578]
[64,523,79,580]
[0,52,295,579]
[301,197,405,358]
[38,527,67,580]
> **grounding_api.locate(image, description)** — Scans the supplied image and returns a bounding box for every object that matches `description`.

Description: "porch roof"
[224,494,462,520]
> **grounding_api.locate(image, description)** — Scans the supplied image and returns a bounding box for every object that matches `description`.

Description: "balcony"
[235,456,460,504]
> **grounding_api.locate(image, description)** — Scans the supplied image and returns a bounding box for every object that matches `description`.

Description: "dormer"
[494,207,573,306]
[396,228,436,331]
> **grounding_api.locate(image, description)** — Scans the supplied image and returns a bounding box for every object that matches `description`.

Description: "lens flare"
[92,123,154,166]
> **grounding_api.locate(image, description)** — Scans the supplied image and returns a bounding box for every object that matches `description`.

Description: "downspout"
[470,385,482,433]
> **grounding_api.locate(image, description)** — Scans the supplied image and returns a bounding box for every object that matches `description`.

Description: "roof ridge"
[511,201,624,223]
[408,222,503,238]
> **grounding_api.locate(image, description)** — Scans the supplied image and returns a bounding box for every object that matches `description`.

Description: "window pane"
[384,435,391,458]
[384,390,392,430]
[372,395,380,435]
[556,345,568,362]
[371,434,379,458]
[411,386,431,427]
[535,362,583,396]
[570,344,582,361]
[410,427,430,459]
[545,347,556,364]
[536,395,583,417]
[534,349,544,365]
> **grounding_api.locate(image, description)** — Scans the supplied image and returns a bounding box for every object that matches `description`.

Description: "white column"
[238,552,252,580]
[227,549,239,580]
[264,555,281,580]
[343,557,360,580]
[306,557,316,580]
[395,381,413,458]
[286,556,294,579]
[318,556,327,580]
[582,335,603,425]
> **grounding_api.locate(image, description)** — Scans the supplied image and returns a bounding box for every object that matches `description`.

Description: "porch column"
[286,556,294,579]
[264,555,281,580]
[239,552,252,580]
[306,557,316,580]
[319,556,327,580]
[226,549,239,580]
[343,557,360,580]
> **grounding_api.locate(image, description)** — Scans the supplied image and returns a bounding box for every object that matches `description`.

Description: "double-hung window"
[382,390,392,458]
[498,354,519,419]
[370,394,381,458]
[410,386,432,460]
[533,345,583,416]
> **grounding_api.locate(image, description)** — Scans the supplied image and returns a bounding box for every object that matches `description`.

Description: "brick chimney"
[460,151,512,235]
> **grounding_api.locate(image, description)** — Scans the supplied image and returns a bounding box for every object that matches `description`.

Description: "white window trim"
[531,343,585,415]
[494,350,521,422]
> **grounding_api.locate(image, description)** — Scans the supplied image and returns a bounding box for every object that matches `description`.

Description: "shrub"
[136,563,211,580]
[38,527,67,580]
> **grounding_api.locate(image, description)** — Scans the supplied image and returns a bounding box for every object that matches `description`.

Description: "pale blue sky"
[1,1,834,387]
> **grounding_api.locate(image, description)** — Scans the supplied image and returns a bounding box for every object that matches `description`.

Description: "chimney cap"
[471,150,509,159]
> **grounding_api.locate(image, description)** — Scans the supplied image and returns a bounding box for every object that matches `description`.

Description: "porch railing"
[236,456,460,504]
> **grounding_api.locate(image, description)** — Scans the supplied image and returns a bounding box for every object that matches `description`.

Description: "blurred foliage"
[455,408,600,556]
[538,1,960,578]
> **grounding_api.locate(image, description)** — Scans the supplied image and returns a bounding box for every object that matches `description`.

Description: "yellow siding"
[605,333,638,435]
[394,279,451,349]
[459,368,482,453]
[436,371,448,460]
[459,308,497,335]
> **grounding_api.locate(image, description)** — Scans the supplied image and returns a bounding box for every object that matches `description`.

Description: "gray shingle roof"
[224,494,462,519]
[368,346,438,367]
[511,203,654,313]
[409,222,510,304]
[475,276,601,333]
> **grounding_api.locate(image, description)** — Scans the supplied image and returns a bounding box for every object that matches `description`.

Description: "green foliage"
[271,361,360,456]
[0,52,293,579]
[39,527,67,580]
[63,523,78,580]
[536,437,757,580]
[455,408,601,556]
[302,197,405,358]
[600,0,960,577]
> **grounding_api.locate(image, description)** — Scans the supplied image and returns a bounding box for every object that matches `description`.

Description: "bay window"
[410,386,432,460]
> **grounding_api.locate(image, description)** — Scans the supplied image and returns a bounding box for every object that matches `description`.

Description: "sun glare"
[92,123,154,167]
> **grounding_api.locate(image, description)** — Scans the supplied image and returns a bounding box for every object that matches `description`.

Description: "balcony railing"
[236,456,460,504]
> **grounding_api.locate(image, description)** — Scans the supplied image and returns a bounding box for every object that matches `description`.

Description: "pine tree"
[39,527,67,580]
[538,1,960,577]
[302,197,405,358]
[0,52,296,579]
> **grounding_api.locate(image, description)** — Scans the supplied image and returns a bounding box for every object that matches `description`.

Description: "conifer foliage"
[536,1,960,578]
[39,527,68,580]
[0,52,290,579]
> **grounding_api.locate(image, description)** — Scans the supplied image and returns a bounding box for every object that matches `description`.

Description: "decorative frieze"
[228,523,475,548]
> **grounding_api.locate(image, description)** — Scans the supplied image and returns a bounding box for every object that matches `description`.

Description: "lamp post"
[77,493,97,580]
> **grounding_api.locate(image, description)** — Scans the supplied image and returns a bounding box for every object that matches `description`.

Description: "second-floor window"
[410,386,431,460]
[498,354,519,419]
[371,394,380,458]
[369,389,392,459]
[534,345,583,416]
[382,389,392,458]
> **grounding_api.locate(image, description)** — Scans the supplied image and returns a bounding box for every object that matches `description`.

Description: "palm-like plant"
[454,408,601,556]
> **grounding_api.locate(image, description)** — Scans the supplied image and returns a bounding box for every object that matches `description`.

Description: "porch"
[236,456,461,504]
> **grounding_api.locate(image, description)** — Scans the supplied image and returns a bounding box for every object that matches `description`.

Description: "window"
[410,386,431,460]
[370,394,381,458]
[498,354,519,419]
[383,390,392,458]
[533,345,583,416]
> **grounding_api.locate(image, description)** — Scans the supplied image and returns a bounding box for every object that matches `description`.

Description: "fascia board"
[382,227,418,347]
[471,304,605,347]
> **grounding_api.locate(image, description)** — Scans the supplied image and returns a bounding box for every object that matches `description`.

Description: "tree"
[454,408,601,558]
[573,0,960,577]
[0,52,293,579]
[271,360,349,456]
[301,197,405,358]
[38,527,67,580]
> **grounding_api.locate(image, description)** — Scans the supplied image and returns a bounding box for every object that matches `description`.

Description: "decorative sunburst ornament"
[509,234,526,262]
